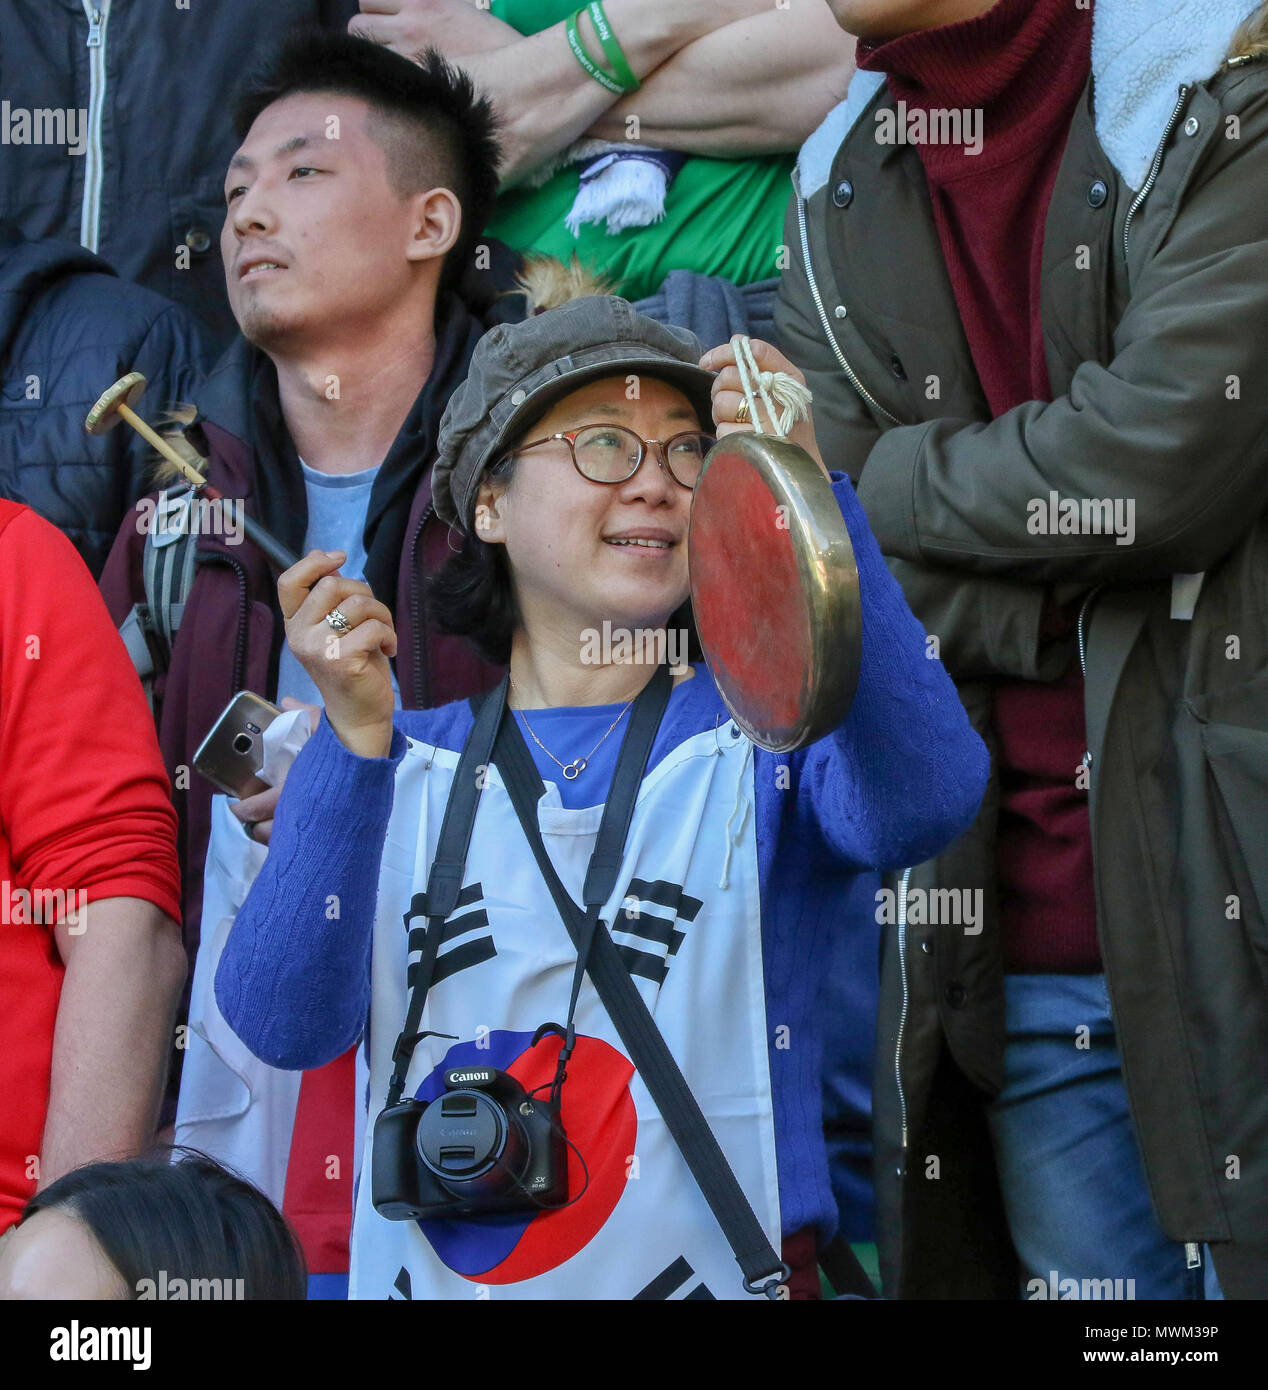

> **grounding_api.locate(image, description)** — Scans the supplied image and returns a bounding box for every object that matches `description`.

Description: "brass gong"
[688,432,861,753]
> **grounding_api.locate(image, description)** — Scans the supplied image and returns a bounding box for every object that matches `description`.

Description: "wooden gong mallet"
[86,371,299,572]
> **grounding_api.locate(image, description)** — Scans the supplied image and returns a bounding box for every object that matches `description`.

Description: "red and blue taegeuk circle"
[413,1030,636,1283]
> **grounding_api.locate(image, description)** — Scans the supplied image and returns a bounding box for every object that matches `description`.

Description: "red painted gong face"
[689,448,811,739]
[688,434,861,752]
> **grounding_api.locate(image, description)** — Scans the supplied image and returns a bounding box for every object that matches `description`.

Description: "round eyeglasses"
[504,424,717,490]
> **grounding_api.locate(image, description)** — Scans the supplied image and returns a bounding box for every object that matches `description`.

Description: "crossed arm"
[352,0,856,182]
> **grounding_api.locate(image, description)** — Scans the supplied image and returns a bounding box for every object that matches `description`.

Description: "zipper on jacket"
[204,554,251,694]
[1122,85,1192,264]
[796,193,901,426]
[408,503,434,707]
[1076,585,1102,776]
[79,1,111,253]
[232,563,250,692]
[1075,592,1206,1277]
[894,865,913,1158]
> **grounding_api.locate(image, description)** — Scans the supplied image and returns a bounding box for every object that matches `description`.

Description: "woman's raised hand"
[278,550,397,759]
[699,337,830,480]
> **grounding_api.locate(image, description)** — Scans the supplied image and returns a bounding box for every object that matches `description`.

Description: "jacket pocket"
[1201,720,1268,982]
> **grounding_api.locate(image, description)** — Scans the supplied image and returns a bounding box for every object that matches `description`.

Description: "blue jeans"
[986,974,1221,1300]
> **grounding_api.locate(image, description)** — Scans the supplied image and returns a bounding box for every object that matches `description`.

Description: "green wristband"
[565,9,626,95]
[586,0,640,94]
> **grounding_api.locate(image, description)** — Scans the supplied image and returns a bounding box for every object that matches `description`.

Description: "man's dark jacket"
[777,3,1268,1298]
[0,222,214,574]
[99,288,512,982]
[1,0,359,349]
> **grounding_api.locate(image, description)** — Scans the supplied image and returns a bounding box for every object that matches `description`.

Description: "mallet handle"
[117,402,300,573]
[117,401,205,489]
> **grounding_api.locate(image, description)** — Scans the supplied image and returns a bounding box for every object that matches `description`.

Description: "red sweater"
[859,0,1099,971]
[0,501,182,1232]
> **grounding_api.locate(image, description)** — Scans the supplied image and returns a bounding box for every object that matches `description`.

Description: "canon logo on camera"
[447,1069,493,1085]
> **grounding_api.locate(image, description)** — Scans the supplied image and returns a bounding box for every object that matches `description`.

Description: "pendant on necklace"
[562,759,587,780]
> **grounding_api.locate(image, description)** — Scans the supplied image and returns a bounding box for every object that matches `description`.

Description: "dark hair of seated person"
[21,1147,307,1300]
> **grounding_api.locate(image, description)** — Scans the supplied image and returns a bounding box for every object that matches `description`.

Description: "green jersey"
[484,0,794,302]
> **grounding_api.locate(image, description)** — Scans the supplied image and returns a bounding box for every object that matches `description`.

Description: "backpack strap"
[122,485,202,689]
[146,486,201,655]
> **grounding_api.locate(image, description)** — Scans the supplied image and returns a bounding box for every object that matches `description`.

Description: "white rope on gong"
[730,333,814,438]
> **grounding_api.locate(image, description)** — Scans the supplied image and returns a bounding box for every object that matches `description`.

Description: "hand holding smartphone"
[192,691,284,800]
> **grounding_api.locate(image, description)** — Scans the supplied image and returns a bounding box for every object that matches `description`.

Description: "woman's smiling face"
[474,374,703,645]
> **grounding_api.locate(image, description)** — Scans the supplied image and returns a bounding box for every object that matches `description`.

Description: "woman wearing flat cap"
[216,292,987,1300]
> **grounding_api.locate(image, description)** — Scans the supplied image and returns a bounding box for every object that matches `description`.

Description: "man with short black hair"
[229,28,502,319]
[99,29,522,1296]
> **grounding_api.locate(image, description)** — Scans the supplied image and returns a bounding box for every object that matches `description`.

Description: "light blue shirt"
[276,459,403,710]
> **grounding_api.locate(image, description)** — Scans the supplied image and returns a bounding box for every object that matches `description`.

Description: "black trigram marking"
[633,1255,714,1301]
[403,882,484,921]
[403,882,496,989]
[389,1265,412,1301]
[627,879,704,921]
[611,877,703,985]
[407,909,489,953]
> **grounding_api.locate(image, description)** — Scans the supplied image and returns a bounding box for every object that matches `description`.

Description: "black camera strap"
[551,662,674,1092]
[385,664,671,1111]
[385,672,509,1109]
[493,686,791,1299]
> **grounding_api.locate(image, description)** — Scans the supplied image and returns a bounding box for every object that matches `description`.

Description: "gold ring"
[735,398,750,424]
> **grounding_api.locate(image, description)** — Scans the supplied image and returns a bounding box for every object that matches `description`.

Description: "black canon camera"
[371,1066,569,1221]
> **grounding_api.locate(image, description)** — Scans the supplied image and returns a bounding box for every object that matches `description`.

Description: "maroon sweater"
[859,0,1099,972]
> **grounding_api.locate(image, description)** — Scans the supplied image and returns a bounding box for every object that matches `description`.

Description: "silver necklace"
[509,679,635,781]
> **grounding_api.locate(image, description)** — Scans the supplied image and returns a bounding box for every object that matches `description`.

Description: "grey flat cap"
[433,295,717,531]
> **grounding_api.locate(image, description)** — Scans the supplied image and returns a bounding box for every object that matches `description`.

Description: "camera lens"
[232,732,253,755]
[417,1090,528,1194]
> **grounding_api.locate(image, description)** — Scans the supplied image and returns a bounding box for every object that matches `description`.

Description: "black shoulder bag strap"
[493,674,791,1299]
